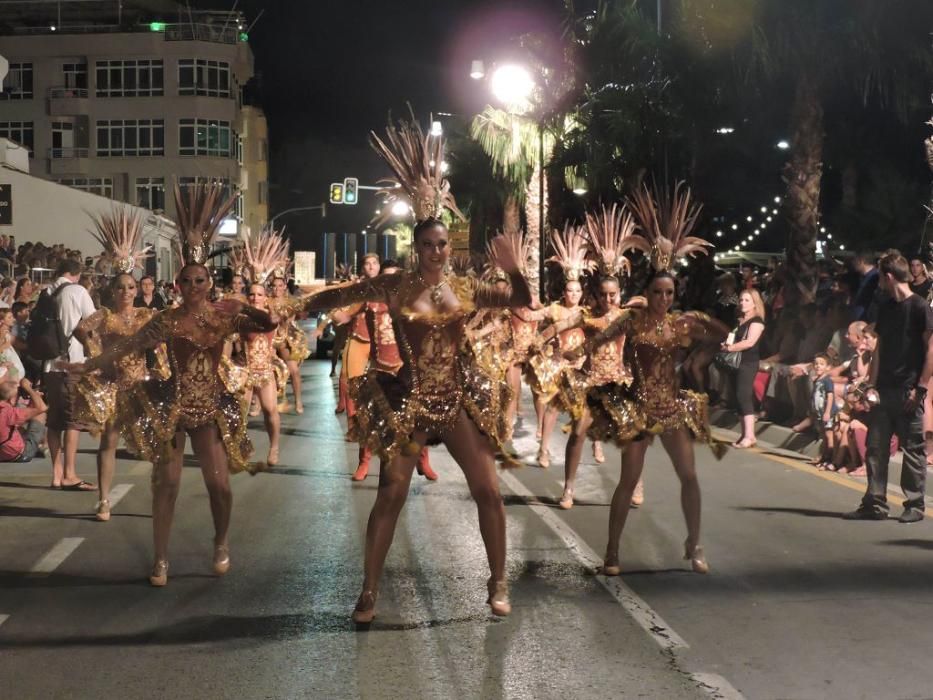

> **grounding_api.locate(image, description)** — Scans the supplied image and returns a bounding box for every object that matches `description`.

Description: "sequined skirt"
[350,347,515,466]
[275,322,309,362]
[525,347,564,402]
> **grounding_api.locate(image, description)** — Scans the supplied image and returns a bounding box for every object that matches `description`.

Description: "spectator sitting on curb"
[0,377,47,463]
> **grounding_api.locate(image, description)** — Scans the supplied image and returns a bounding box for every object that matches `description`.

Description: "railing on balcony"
[49,87,89,99]
[49,148,90,159]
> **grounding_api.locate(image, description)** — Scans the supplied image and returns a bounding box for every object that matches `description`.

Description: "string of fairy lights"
[710,195,841,263]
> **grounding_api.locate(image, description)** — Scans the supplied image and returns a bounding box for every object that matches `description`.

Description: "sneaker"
[898,509,924,524]
[842,507,887,521]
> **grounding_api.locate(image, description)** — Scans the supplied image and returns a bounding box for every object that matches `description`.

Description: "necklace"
[190,307,213,329]
[652,314,666,337]
[418,273,448,306]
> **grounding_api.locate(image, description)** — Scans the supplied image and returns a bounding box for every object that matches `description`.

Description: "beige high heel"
[352,590,378,623]
[487,579,511,617]
[537,448,550,469]
[630,478,645,507]
[213,544,231,576]
[295,401,304,415]
[95,499,111,522]
[267,446,279,466]
[600,558,621,576]
[592,441,605,464]
[149,560,168,587]
[558,487,574,510]
[684,540,709,574]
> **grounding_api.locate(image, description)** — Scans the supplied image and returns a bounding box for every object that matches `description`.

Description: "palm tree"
[470,106,555,295]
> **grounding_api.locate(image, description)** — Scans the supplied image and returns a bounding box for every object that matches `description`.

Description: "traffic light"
[343,177,358,205]
[329,182,344,204]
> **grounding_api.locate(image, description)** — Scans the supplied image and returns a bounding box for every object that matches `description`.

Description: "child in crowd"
[811,353,838,469]
[0,376,47,462]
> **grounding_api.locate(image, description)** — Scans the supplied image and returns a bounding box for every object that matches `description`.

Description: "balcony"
[48,87,90,117]
[48,148,92,175]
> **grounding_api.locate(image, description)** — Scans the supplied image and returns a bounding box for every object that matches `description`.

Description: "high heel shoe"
[149,560,168,587]
[684,540,709,574]
[213,544,231,576]
[558,487,574,510]
[600,558,621,576]
[295,402,304,415]
[630,478,644,508]
[352,590,378,623]
[537,448,550,469]
[486,578,511,617]
[592,441,605,464]
[267,446,279,466]
[95,499,111,522]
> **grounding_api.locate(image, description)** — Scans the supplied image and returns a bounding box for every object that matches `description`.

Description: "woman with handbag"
[721,289,766,448]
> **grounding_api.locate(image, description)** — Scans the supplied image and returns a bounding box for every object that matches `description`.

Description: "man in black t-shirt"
[844,252,933,522]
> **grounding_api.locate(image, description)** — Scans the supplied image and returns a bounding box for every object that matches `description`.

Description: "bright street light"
[715,127,735,134]
[430,121,443,137]
[491,64,534,112]
[470,60,485,80]
[572,177,587,195]
[776,140,790,150]
[391,201,411,217]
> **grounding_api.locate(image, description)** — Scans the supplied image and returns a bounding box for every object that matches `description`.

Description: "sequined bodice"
[586,308,630,387]
[245,331,276,373]
[87,308,155,389]
[628,312,693,420]
[511,315,538,356]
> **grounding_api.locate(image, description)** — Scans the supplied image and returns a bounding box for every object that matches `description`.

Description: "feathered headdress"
[227,243,249,280]
[369,114,464,227]
[584,203,647,279]
[173,181,237,266]
[626,181,711,272]
[547,224,595,282]
[450,254,476,278]
[89,206,152,274]
[242,227,291,284]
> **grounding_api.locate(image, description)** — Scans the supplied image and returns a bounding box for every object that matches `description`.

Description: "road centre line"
[498,471,688,650]
[690,672,747,700]
[0,615,8,629]
[107,483,133,508]
[29,538,84,576]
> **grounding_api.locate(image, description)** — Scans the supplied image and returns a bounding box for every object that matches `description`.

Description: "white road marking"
[107,483,133,508]
[29,537,84,576]
[0,614,9,629]
[499,472,688,650]
[691,673,746,700]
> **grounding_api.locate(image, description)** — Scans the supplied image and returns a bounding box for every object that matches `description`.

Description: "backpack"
[27,283,74,361]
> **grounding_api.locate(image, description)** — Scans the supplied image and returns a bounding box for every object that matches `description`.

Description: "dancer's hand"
[212,299,244,317]
[57,360,93,376]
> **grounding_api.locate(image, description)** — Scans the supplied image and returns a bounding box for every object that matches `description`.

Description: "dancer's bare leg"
[534,394,546,439]
[604,438,649,570]
[189,424,233,553]
[257,381,281,461]
[442,411,506,584]
[287,359,303,411]
[538,404,559,466]
[505,365,521,430]
[97,423,118,504]
[659,428,701,548]
[560,408,593,507]
[152,430,186,565]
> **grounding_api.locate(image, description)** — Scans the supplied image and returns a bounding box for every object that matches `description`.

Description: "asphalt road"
[3,360,933,699]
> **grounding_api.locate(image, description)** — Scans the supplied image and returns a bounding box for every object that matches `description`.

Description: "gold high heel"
[213,544,231,576]
[149,560,168,587]
[684,540,709,574]
[600,558,621,576]
[558,487,574,510]
[352,590,378,623]
[487,578,511,617]
[95,499,111,522]
[630,478,645,507]
[592,441,605,464]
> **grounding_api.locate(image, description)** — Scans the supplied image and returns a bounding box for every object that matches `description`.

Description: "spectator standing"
[0,377,47,463]
[851,251,880,322]
[42,259,97,490]
[844,253,933,522]
[810,353,838,469]
[908,255,932,299]
[722,289,766,448]
[134,275,166,311]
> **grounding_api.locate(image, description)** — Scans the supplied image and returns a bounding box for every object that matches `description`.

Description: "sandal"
[60,480,96,491]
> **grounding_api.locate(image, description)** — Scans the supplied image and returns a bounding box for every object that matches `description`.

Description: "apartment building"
[0,1,269,240]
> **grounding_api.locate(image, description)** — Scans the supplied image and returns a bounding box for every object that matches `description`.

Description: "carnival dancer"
[569,182,728,576]
[518,225,593,468]
[269,268,309,414]
[239,227,292,466]
[302,116,530,622]
[539,204,647,509]
[64,183,276,586]
[73,207,168,522]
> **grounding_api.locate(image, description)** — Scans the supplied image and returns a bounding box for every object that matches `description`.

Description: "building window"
[58,177,114,198]
[258,138,268,162]
[178,59,231,98]
[0,121,34,153]
[62,62,88,90]
[235,192,244,221]
[258,180,268,205]
[96,119,165,157]
[95,60,164,97]
[0,63,34,100]
[136,177,165,211]
[236,135,243,165]
[178,119,233,157]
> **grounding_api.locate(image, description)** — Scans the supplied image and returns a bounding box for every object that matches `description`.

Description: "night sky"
[212,0,567,245]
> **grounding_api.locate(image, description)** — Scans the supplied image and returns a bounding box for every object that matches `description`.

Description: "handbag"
[714,325,743,371]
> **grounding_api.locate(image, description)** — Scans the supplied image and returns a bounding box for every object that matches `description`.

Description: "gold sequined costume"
[526,303,586,403]
[74,307,170,430]
[242,329,287,393]
[587,309,723,455]
[306,272,515,464]
[269,296,309,361]
[84,307,274,472]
